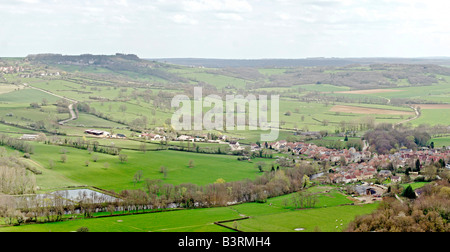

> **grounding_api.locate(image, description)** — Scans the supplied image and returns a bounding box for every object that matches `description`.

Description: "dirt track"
[335,89,404,94]
[330,105,415,115]
[24,84,78,125]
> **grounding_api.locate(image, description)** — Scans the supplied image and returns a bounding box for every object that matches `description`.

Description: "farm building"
[84,129,110,137]
[139,133,165,141]
[115,134,126,139]
[19,134,39,141]
[177,135,194,142]
[355,185,377,196]
[355,184,386,196]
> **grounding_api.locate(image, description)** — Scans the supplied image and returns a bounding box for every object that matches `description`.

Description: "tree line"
[0,134,34,154]
[0,163,316,226]
[44,136,121,156]
[0,147,36,195]
[363,126,431,154]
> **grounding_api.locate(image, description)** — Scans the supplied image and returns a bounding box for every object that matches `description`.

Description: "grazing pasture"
[27,142,273,192]
[0,207,239,232]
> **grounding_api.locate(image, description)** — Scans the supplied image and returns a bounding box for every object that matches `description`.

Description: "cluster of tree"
[0,148,36,195]
[55,99,71,114]
[44,137,121,156]
[346,181,450,232]
[363,127,431,154]
[129,116,149,132]
[283,191,318,209]
[207,67,264,82]
[76,102,128,125]
[0,163,317,225]
[298,93,389,106]
[265,64,450,89]
[127,163,311,209]
[313,138,363,152]
[0,116,65,135]
[0,134,34,154]
[0,190,115,225]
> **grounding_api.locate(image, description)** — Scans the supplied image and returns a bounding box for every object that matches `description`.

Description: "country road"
[24,84,78,125]
[58,103,78,125]
[393,105,420,129]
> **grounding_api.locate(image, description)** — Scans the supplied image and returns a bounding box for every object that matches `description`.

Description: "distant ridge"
[26,53,141,65]
[149,57,450,68]
[24,53,186,82]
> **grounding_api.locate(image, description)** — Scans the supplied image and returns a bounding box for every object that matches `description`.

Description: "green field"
[26,142,273,192]
[2,65,447,143]
[226,203,378,232]
[0,87,61,103]
[0,187,378,232]
[0,207,238,232]
[429,135,450,148]
[65,112,125,128]
[411,109,450,127]
[0,56,448,233]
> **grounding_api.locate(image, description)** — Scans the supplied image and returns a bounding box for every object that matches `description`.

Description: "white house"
[177,135,194,142]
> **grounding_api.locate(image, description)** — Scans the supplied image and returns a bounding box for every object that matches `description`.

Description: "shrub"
[76,226,89,232]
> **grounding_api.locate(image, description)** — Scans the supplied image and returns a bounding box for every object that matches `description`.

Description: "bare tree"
[160,166,168,179]
[118,153,128,163]
[133,170,143,186]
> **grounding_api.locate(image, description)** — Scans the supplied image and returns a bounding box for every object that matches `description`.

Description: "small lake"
[10,188,119,206]
[52,189,118,203]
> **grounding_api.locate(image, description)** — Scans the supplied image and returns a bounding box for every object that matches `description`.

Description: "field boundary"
[214,217,249,232]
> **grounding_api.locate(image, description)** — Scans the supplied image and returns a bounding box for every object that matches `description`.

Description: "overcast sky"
[1,0,449,59]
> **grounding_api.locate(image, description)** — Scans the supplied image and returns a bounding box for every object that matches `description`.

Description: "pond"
[10,188,119,207]
[52,189,119,203]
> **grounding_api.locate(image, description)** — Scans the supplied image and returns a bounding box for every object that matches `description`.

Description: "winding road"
[376,94,420,129]
[393,105,420,129]
[24,83,78,125]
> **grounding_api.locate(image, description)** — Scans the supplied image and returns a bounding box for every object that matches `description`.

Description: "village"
[63,127,449,202]
[263,139,448,180]
[168,132,449,195]
[0,65,25,74]
[83,129,450,177]
[0,64,60,78]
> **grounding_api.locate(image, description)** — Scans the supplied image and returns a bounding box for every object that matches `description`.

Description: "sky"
[0,0,449,59]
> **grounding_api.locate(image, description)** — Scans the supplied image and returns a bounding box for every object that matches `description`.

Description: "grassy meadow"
[27,142,274,192]
[0,186,379,232]
[0,57,448,233]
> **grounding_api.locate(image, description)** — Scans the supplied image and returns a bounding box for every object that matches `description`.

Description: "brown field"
[0,84,21,94]
[330,105,415,115]
[335,89,404,94]
[412,104,450,109]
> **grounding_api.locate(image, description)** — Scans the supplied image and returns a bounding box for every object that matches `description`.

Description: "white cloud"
[216,13,243,21]
[181,0,253,13]
[170,14,199,25]
[114,0,129,7]
[16,0,40,3]
[114,15,132,24]
[0,0,449,58]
